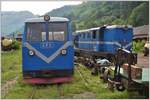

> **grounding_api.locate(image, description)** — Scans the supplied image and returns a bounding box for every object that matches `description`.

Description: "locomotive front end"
[22,15,74,84]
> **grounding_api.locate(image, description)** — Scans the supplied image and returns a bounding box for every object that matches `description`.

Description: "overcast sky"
[1,1,83,15]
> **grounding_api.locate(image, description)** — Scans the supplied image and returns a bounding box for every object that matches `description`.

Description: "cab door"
[91,30,98,51]
[99,27,105,52]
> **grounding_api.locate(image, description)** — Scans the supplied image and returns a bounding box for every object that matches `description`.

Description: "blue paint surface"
[75,26,133,54]
[22,20,74,71]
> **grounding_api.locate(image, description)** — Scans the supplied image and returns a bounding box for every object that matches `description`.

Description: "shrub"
[12,40,20,50]
[132,40,145,53]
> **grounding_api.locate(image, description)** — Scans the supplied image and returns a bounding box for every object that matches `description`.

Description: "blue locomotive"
[22,15,74,84]
[74,25,133,61]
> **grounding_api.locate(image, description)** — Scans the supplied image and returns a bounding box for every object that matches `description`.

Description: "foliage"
[47,1,149,31]
[2,1,149,36]
[12,40,20,50]
[128,3,149,26]
[1,49,22,84]
[2,11,36,35]
[132,40,145,53]
[112,18,125,25]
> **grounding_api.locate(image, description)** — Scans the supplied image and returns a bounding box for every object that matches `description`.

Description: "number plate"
[40,42,53,49]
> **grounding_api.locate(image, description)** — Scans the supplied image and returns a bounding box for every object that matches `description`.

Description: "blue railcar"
[74,25,133,60]
[22,15,74,84]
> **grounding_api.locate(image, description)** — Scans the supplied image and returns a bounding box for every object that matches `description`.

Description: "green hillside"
[2,1,149,35]
[1,11,37,35]
[47,1,149,31]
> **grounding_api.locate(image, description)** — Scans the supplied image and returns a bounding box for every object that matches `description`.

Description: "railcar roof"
[76,29,90,33]
[76,27,100,33]
[106,25,132,29]
[75,25,132,33]
[25,17,69,22]
[90,27,100,30]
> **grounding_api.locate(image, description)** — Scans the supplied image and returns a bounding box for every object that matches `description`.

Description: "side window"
[81,34,83,38]
[87,33,91,38]
[85,33,87,39]
[99,30,102,39]
[92,30,96,39]
[79,34,81,38]
[83,33,85,39]
[78,34,81,38]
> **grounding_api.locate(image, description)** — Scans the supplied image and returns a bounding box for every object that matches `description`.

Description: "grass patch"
[1,49,22,83]
[2,49,143,99]
[132,40,145,53]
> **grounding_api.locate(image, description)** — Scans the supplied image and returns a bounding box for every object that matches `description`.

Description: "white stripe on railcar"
[24,41,72,63]
[77,41,131,49]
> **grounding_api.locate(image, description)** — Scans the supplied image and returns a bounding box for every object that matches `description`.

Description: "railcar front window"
[26,22,67,41]
[48,23,67,41]
[26,23,46,41]
[41,32,46,41]
[49,32,53,40]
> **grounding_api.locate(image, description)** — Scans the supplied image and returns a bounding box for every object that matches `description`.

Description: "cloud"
[1,1,82,15]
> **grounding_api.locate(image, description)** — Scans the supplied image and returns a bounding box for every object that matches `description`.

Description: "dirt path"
[73,92,96,99]
[1,77,18,98]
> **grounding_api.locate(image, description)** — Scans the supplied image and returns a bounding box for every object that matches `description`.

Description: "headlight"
[44,15,50,21]
[61,49,67,55]
[29,50,34,56]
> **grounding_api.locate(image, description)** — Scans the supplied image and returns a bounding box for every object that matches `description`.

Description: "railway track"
[26,63,90,99]
[56,83,64,98]
[28,84,64,99]
[29,85,37,99]
[75,63,90,88]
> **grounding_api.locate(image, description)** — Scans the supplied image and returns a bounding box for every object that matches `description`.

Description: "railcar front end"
[22,15,74,84]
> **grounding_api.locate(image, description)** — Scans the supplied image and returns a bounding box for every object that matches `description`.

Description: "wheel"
[116,84,125,91]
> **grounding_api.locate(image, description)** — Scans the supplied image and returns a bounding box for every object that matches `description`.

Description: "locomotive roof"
[106,25,132,29]
[25,17,69,22]
[76,27,101,33]
[76,25,132,33]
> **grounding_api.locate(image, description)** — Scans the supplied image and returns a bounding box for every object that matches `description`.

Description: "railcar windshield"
[48,23,66,41]
[26,22,67,42]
